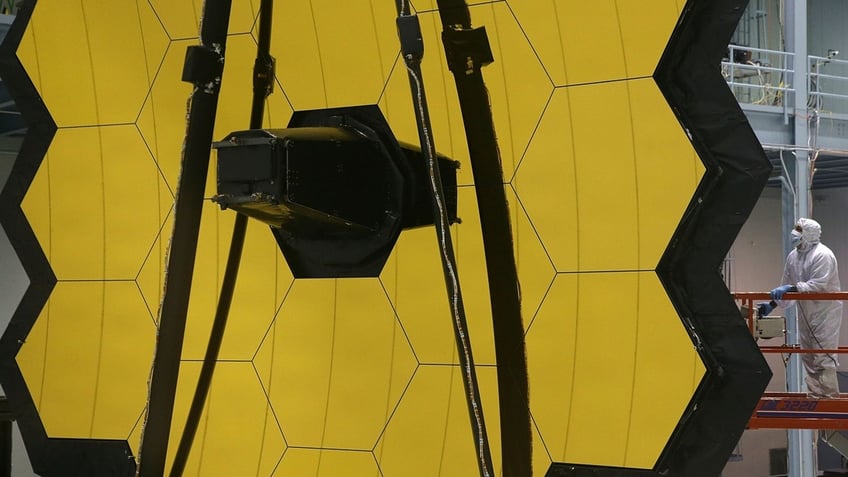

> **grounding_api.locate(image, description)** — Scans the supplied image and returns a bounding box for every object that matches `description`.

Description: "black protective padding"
[651,0,774,474]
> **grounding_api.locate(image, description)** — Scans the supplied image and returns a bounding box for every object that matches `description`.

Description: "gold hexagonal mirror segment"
[17,0,169,127]
[526,273,704,468]
[254,278,417,450]
[21,125,172,281]
[507,0,683,86]
[17,281,156,440]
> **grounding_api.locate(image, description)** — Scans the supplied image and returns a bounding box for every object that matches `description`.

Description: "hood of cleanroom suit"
[796,217,822,252]
[779,218,843,368]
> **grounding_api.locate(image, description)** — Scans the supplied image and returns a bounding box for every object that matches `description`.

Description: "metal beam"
[785,1,816,475]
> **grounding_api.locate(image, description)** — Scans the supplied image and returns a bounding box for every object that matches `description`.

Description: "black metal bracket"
[181,44,224,93]
[253,55,275,97]
[396,14,424,63]
[441,26,493,75]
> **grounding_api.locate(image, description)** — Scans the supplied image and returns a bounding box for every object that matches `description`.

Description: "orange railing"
[734,291,848,429]
[735,291,848,353]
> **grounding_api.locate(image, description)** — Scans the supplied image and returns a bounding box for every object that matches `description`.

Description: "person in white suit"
[760,218,842,398]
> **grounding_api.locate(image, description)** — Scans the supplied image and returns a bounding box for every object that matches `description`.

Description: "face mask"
[790,229,802,248]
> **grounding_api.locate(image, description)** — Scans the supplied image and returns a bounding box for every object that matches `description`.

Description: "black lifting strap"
[394,3,494,477]
[136,1,234,476]
[434,2,532,477]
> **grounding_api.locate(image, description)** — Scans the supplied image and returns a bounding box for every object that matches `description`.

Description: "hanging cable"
[168,1,276,476]
[136,1,235,476]
[393,3,493,476]
[168,215,247,477]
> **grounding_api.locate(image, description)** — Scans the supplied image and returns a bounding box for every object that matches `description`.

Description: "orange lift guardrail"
[734,291,848,430]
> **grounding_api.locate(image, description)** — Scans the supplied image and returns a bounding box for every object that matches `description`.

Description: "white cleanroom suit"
[775,218,843,398]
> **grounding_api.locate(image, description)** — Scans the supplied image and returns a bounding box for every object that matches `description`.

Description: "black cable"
[393,3,493,476]
[168,214,246,477]
[137,1,234,476]
[168,0,275,475]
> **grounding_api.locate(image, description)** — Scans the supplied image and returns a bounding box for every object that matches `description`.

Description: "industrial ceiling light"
[213,104,459,278]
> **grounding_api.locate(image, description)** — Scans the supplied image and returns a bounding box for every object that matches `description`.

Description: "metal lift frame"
[735,291,848,430]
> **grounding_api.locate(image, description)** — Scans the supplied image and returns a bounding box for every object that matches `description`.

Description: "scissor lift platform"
[750,392,848,430]
[735,292,848,430]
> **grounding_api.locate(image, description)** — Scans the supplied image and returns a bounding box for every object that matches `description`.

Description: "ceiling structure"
[765,151,848,189]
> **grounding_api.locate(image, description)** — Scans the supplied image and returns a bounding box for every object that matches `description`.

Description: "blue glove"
[757,302,775,317]
[771,284,795,301]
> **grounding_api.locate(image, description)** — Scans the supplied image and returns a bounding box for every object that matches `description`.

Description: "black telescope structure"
[213,105,459,278]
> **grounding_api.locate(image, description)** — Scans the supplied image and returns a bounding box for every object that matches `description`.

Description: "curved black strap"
[433,3,532,476]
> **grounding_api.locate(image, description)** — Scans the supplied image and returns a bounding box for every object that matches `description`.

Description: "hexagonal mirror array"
[0,0,768,475]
